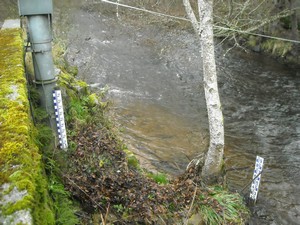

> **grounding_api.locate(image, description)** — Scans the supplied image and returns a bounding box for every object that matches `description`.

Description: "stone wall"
[0,20,54,225]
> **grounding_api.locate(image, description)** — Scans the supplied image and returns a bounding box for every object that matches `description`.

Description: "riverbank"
[63,119,250,224]
[55,1,300,224]
[49,41,250,223]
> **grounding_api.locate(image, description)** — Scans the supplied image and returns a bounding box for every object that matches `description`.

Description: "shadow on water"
[5,0,295,224]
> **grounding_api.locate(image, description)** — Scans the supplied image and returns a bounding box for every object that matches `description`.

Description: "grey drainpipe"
[18,0,58,144]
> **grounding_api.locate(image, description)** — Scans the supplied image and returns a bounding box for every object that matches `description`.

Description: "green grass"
[261,39,292,57]
[199,187,249,225]
[147,172,169,185]
[48,178,79,225]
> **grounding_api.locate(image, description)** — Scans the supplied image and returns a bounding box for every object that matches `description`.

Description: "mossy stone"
[0,28,55,224]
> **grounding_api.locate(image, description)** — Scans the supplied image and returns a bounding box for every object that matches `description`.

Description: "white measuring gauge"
[250,156,264,202]
[53,89,68,149]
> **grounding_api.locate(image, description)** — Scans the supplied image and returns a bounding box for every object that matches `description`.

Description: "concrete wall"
[0,20,54,225]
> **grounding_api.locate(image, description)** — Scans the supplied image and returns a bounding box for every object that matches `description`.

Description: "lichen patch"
[0,184,28,206]
[0,209,32,225]
[6,85,21,103]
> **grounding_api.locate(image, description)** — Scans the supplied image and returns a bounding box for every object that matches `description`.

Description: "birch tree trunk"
[183,0,225,184]
[198,0,224,183]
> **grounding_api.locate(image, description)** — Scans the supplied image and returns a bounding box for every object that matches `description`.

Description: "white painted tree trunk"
[183,0,225,183]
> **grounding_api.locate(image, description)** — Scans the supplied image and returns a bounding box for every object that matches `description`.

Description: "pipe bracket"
[33,76,58,85]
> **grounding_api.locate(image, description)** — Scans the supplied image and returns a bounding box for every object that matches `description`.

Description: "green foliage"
[113,204,134,220]
[52,38,79,76]
[24,44,81,225]
[198,187,249,225]
[35,125,54,149]
[49,181,69,196]
[31,38,104,225]
[33,126,78,225]
[55,200,79,225]
[280,16,293,30]
[282,17,290,29]
[123,149,140,169]
[36,129,79,225]
[167,202,176,212]
[261,39,292,57]
[113,204,124,213]
[28,86,41,107]
[49,179,79,225]
[98,156,112,168]
[127,156,139,169]
[147,172,169,185]
[68,140,78,152]
[87,93,99,107]
[33,107,49,123]
[247,35,260,48]
[200,204,222,225]
[57,70,109,132]
[67,98,89,123]
[147,193,155,201]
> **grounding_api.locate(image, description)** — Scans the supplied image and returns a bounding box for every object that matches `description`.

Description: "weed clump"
[198,186,249,224]
[147,172,169,185]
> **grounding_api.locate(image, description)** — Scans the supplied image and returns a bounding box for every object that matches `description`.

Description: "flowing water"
[2,0,299,223]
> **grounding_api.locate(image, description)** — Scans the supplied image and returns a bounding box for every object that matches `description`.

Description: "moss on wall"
[0,28,55,224]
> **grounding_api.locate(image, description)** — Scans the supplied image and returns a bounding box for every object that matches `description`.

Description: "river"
[3,0,299,224]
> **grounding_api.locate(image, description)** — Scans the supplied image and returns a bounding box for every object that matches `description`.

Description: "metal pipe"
[27,14,57,136]
[18,0,58,145]
[18,0,69,149]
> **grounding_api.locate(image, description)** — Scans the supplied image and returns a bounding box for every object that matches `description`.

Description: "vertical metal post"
[18,0,63,148]
[27,15,57,133]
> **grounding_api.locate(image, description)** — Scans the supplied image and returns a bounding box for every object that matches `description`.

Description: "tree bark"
[183,0,225,184]
[182,0,199,33]
[198,0,224,184]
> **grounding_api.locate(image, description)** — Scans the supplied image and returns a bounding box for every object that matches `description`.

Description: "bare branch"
[182,0,200,34]
[184,185,198,225]
[245,9,293,33]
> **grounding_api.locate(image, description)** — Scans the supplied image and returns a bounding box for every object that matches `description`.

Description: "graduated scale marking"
[53,89,68,149]
[250,156,264,202]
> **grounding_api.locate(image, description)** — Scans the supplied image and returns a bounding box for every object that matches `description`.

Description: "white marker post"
[53,89,68,149]
[249,156,264,203]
